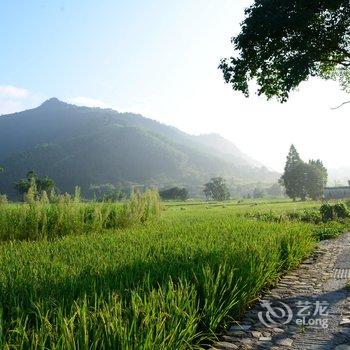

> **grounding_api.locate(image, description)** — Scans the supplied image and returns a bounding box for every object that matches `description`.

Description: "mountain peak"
[39,97,68,108]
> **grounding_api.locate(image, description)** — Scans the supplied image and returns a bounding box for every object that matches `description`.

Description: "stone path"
[211,233,350,350]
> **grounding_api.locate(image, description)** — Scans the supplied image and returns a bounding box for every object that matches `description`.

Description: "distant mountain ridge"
[195,133,262,168]
[0,98,279,198]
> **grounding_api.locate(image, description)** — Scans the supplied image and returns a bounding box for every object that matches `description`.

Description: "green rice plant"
[2,282,201,350]
[0,209,316,349]
[0,189,161,242]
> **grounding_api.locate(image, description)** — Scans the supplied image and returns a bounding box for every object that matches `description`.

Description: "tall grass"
[0,209,315,349]
[0,189,161,241]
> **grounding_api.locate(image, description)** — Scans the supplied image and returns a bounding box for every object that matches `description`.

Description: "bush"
[320,203,333,221]
[244,208,322,224]
[320,202,350,222]
[287,209,322,224]
[159,187,188,201]
[334,203,350,219]
[313,222,345,241]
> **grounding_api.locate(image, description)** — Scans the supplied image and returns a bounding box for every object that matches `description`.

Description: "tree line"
[201,145,328,202]
[1,145,329,203]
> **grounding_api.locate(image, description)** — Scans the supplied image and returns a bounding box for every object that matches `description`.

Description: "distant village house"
[324,181,350,200]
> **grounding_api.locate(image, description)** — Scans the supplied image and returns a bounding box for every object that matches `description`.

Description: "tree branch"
[332,100,350,109]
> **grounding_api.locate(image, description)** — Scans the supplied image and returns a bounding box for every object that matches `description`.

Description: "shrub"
[159,187,189,201]
[243,210,283,222]
[333,203,350,219]
[244,208,322,224]
[313,222,345,241]
[320,202,350,222]
[320,203,333,221]
[297,209,322,224]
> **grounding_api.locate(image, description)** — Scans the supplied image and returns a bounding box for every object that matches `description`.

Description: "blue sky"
[1,0,350,174]
[1,0,242,104]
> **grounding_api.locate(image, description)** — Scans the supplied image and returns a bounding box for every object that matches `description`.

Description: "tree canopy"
[203,177,230,201]
[280,145,327,200]
[14,171,56,201]
[159,187,189,201]
[89,184,126,202]
[220,0,350,102]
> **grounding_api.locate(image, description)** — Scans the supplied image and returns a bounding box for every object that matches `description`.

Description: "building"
[324,181,350,199]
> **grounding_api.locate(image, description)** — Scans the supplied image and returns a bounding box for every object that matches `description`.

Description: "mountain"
[195,133,262,168]
[0,98,279,198]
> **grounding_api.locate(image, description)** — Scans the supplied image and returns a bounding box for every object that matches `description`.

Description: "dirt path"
[211,233,350,350]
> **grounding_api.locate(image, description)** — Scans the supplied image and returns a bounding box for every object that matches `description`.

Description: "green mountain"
[0,98,278,198]
[195,133,262,168]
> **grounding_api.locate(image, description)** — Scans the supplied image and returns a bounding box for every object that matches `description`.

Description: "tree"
[309,159,328,187]
[306,160,328,200]
[220,0,350,102]
[280,146,328,200]
[266,183,285,197]
[253,187,265,199]
[14,171,56,201]
[203,177,230,201]
[159,187,189,201]
[305,164,324,200]
[89,184,126,202]
[279,145,304,200]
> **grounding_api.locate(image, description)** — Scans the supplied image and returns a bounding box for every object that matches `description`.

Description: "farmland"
[0,199,347,349]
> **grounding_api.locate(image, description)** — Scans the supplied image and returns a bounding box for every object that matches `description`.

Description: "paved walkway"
[212,233,350,350]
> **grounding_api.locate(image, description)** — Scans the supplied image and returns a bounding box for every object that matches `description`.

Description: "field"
[0,198,346,349]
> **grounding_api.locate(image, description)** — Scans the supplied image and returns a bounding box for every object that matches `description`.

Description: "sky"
[1,0,349,173]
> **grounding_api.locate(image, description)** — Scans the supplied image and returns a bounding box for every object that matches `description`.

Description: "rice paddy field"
[0,197,347,349]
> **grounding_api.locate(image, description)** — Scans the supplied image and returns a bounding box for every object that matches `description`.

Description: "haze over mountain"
[0,98,279,198]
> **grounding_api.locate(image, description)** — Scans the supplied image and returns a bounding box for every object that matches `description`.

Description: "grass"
[0,189,161,241]
[0,199,324,349]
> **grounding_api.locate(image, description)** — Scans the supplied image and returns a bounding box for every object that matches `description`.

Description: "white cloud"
[0,85,28,99]
[67,97,110,108]
[0,87,47,115]
[0,100,26,115]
